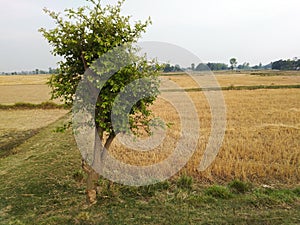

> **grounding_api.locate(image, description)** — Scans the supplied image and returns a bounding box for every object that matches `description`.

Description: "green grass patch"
[204,185,233,199]
[0,129,39,158]
[228,180,253,194]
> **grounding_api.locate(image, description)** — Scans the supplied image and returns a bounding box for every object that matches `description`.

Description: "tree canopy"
[272,59,300,70]
[39,0,161,137]
[229,58,237,70]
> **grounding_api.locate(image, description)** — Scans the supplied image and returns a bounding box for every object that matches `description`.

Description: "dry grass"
[0,75,50,85]
[0,109,69,132]
[110,88,300,184]
[0,85,55,105]
[164,74,300,89]
[0,75,61,105]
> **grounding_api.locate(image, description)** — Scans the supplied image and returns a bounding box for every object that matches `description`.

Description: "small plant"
[176,175,193,190]
[228,180,253,194]
[73,170,85,183]
[292,187,300,196]
[204,185,233,199]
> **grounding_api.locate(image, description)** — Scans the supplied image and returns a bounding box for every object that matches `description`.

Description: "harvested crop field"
[0,75,59,105]
[165,73,300,89]
[111,88,300,184]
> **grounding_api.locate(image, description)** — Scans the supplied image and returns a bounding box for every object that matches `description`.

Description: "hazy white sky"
[1,0,300,72]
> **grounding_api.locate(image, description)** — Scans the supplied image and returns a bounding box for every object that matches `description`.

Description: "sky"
[1,0,300,72]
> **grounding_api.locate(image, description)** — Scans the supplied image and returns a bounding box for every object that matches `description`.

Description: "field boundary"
[0,102,68,110]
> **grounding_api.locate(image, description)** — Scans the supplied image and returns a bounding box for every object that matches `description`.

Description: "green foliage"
[195,62,229,71]
[293,187,300,196]
[207,62,229,71]
[163,63,183,72]
[39,0,151,104]
[176,175,193,190]
[237,62,251,70]
[272,58,300,70]
[40,0,162,142]
[53,121,72,133]
[228,180,253,194]
[204,185,233,199]
[230,58,237,70]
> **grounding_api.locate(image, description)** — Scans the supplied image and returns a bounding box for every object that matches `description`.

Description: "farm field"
[0,72,299,224]
[164,73,300,89]
[0,73,299,183]
[111,88,300,184]
[0,75,58,105]
[1,72,300,104]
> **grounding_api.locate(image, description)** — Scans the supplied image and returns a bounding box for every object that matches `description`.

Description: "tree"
[195,63,209,71]
[237,62,251,70]
[191,63,195,71]
[207,62,229,71]
[272,58,300,70]
[40,0,161,205]
[174,64,181,72]
[230,58,237,70]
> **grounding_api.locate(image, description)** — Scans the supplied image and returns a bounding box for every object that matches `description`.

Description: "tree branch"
[100,132,116,161]
[81,53,88,71]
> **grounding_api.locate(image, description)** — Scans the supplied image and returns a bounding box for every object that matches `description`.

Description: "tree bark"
[83,127,102,205]
[83,161,99,205]
[83,128,116,205]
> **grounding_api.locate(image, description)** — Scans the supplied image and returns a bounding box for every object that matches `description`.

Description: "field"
[111,88,300,184]
[0,75,59,105]
[0,72,299,224]
[0,109,68,158]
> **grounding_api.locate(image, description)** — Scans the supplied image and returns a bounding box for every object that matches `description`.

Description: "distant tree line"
[162,57,297,72]
[1,67,59,75]
[163,64,183,72]
[4,57,300,75]
[272,58,300,70]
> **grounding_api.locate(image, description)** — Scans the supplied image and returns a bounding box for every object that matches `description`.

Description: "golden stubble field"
[111,88,300,184]
[0,75,59,105]
[0,73,299,184]
[164,73,300,89]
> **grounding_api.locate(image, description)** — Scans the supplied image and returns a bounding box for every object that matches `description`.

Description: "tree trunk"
[83,128,116,205]
[82,127,102,205]
[82,159,99,205]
